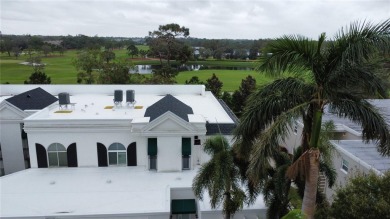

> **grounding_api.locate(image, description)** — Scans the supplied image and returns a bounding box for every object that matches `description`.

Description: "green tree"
[41,45,52,57]
[1,38,14,56]
[234,20,390,219]
[24,71,51,84]
[101,50,116,63]
[148,64,178,84]
[185,76,204,85]
[193,135,246,219]
[246,121,336,219]
[73,49,101,84]
[28,36,44,50]
[127,44,139,58]
[139,49,148,59]
[330,171,390,219]
[12,47,21,59]
[205,73,223,98]
[98,60,131,84]
[221,92,233,107]
[231,75,256,116]
[148,23,190,65]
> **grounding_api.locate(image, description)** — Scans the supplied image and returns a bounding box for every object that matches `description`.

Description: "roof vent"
[114,90,123,105]
[126,90,135,103]
[126,90,136,107]
[58,92,70,105]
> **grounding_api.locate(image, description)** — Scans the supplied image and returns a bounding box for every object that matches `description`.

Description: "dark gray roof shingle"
[6,87,58,111]
[206,99,238,135]
[144,94,193,122]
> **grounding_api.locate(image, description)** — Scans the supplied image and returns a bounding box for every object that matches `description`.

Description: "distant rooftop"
[332,140,390,174]
[303,99,390,134]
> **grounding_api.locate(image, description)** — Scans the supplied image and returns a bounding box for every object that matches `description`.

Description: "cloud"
[1,0,389,39]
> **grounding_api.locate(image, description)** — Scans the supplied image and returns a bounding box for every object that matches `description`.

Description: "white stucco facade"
[0,85,266,219]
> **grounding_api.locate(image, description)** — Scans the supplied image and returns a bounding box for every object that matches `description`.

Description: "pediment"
[143,111,196,133]
[0,102,27,120]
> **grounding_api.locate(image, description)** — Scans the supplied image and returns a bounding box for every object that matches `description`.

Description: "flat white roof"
[26,93,233,124]
[0,167,265,218]
[1,85,234,124]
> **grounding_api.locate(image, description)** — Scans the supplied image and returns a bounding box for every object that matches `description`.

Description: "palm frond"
[318,121,336,165]
[234,77,314,158]
[203,134,229,155]
[325,62,388,99]
[257,35,324,77]
[247,102,308,184]
[327,19,390,73]
[192,160,216,200]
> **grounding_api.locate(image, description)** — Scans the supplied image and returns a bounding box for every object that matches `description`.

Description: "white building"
[283,99,390,201]
[0,85,266,219]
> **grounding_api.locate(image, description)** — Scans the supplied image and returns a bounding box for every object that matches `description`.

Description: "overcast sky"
[1,0,389,39]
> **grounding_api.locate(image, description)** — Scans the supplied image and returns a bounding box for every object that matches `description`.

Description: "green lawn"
[0,48,270,91]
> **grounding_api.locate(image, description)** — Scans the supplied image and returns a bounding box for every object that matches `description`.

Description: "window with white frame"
[149,155,157,170]
[182,155,190,170]
[108,143,126,166]
[342,158,349,172]
[48,143,67,167]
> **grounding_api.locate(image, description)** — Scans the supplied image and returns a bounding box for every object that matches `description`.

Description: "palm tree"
[192,135,246,219]
[247,122,337,219]
[234,20,390,218]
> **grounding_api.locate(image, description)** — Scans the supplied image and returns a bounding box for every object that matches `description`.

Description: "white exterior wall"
[0,122,25,174]
[157,136,181,172]
[325,144,380,201]
[28,131,143,168]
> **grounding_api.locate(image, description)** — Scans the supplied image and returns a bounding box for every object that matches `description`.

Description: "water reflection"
[129,64,253,74]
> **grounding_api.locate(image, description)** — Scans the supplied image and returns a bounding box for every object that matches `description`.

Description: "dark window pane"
[118,152,126,165]
[58,152,68,166]
[109,152,117,165]
[48,153,58,167]
[150,156,157,170]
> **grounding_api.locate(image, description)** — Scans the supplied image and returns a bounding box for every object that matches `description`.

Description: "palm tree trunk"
[302,110,323,219]
[302,148,320,219]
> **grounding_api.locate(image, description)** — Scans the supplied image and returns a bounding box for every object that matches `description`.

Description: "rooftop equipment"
[59,92,70,105]
[58,92,72,109]
[126,90,136,106]
[114,90,123,106]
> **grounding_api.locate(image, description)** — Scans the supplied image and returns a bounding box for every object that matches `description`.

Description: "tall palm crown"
[192,135,245,219]
[234,20,390,218]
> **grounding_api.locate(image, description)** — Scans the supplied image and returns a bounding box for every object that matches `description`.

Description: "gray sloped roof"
[144,94,193,122]
[6,87,58,110]
[334,140,390,174]
[322,99,390,133]
[206,99,238,135]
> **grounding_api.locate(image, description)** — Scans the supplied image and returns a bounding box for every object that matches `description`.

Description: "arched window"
[48,143,67,167]
[108,143,126,165]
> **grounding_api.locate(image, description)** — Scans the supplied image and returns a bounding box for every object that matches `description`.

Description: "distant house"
[283,99,390,201]
[43,40,63,47]
[0,85,266,219]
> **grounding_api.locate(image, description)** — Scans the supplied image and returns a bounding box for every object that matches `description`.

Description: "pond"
[129,64,253,74]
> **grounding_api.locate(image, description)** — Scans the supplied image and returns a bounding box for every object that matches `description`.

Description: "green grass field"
[0,48,271,91]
